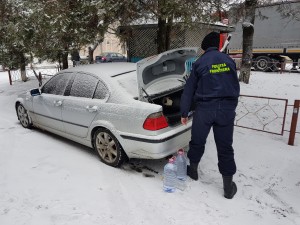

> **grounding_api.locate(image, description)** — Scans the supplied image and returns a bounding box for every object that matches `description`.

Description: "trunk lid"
[137,48,198,100]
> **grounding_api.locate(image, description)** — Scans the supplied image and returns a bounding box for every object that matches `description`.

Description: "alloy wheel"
[95,131,118,164]
[17,104,31,128]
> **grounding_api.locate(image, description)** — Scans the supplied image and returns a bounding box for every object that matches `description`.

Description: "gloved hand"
[181,117,188,125]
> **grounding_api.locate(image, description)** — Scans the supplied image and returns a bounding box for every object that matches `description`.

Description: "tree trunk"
[88,47,94,64]
[157,0,168,53]
[88,37,104,64]
[165,16,173,51]
[58,56,62,70]
[20,53,27,82]
[157,17,167,53]
[239,0,257,84]
[239,26,254,84]
[62,48,68,69]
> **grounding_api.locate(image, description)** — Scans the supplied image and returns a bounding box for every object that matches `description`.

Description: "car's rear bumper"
[119,125,192,159]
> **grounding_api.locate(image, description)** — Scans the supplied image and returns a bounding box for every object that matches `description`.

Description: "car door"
[32,73,75,132]
[62,73,109,138]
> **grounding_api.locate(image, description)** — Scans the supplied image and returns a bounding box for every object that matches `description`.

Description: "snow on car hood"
[137,47,198,100]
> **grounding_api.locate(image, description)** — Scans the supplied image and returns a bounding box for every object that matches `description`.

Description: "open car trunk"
[137,47,198,126]
[151,88,184,126]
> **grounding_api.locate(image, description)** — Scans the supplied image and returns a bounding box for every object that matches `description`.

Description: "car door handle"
[54,100,62,106]
[86,105,98,112]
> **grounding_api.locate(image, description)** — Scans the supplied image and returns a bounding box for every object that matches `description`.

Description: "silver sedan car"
[15,48,197,167]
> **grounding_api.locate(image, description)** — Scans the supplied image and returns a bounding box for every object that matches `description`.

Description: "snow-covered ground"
[0,70,299,225]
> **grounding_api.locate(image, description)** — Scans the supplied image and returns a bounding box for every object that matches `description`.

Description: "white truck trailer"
[228,1,300,71]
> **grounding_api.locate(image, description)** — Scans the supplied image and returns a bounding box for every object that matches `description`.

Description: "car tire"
[93,128,127,167]
[16,103,32,128]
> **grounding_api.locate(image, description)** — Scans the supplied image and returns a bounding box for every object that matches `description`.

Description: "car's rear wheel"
[16,103,32,128]
[93,128,127,167]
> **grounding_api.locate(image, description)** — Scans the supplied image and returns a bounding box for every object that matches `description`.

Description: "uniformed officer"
[180,32,240,199]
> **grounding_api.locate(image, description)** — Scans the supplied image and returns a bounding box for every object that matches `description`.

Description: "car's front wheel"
[16,103,32,128]
[93,128,127,167]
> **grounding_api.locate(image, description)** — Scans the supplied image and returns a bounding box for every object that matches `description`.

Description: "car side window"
[42,73,73,95]
[69,73,98,98]
[94,81,109,100]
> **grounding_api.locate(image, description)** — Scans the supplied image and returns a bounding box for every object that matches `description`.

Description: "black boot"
[222,176,237,199]
[187,162,199,181]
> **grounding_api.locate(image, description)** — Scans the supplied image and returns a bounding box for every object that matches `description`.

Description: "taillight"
[143,112,169,131]
[102,57,106,61]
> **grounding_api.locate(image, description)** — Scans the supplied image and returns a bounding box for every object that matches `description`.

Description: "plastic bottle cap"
[178,149,184,155]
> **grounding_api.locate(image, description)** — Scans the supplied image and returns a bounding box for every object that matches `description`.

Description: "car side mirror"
[30,88,41,96]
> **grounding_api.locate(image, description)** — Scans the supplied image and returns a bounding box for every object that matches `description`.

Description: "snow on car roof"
[66,62,136,78]
[59,63,139,101]
[114,71,138,98]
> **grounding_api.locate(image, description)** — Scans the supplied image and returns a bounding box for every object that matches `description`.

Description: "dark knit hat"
[201,32,220,51]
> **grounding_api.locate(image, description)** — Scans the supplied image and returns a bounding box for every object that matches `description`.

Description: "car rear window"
[94,81,109,100]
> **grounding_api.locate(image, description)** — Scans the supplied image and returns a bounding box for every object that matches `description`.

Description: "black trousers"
[187,106,237,176]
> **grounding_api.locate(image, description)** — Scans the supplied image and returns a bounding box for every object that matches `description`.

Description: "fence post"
[38,72,42,87]
[8,70,12,85]
[280,62,285,74]
[288,100,300,146]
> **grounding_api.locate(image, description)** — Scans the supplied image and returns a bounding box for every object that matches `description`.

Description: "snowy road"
[0,71,299,225]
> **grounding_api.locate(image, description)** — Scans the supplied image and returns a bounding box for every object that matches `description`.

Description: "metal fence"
[8,65,60,84]
[119,23,234,62]
[236,95,288,135]
[125,25,207,60]
[236,95,299,145]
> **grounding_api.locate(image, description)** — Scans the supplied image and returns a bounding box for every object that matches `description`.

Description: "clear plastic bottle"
[176,149,187,181]
[163,157,177,193]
